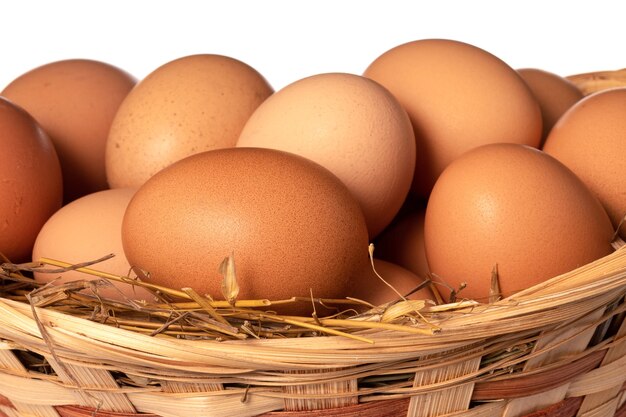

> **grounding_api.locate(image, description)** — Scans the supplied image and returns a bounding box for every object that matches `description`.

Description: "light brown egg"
[1,59,136,203]
[350,259,435,307]
[424,143,613,303]
[517,68,584,145]
[372,202,430,281]
[0,97,63,262]
[543,88,626,238]
[106,54,273,188]
[236,72,416,238]
[32,188,154,301]
[122,147,369,315]
[364,38,542,198]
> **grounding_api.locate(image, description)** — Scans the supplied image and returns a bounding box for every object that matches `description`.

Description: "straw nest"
[0,70,625,417]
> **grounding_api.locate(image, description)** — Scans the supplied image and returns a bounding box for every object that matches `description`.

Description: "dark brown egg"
[2,59,136,202]
[121,147,369,314]
[424,143,613,302]
[0,97,62,262]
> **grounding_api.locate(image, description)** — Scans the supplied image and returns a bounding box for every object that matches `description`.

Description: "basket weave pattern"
[0,243,624,417]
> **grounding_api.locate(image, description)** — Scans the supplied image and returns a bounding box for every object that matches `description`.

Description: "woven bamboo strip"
[56,405,159,417]
[2,404,57,417]
[620,388,626,405]
[472,350,607,402]
[524,397,584,417]
[502,307,607,417]
[407,354,481,416]
[0,371,76,405]
[0,369,283,417]
[126,391,284,417]
[158,370,224,415]
[567,352,626,397]
[526,309,606,370]
[578,401,620,417]
[283,368,358,411]
[161,380,224,393]
[0,348,60,417]
[0,406,19,417]
[576,315,626,415]
[618,391,626,414]
[264,398,412,416]
[0,395,58,417]
[445,401,506,416]
[42,358,136,412]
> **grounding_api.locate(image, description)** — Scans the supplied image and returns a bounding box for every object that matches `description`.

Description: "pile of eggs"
[1,38,624,312]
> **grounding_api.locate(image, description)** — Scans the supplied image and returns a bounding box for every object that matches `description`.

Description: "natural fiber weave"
[0,241,624,417]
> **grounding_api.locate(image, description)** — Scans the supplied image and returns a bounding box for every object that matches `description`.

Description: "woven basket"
[1,70,625,417]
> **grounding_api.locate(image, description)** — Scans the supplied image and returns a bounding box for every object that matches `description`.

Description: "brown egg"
[517,68,584,144]
[236,72,416,238]
[372,203,430,280]
[1,59,136,203]
[32,188,154,301]
[122,147,369,314]
[364,38,542,198]
[424,143,613,302]
[0,97,62,262]
[350,259,435,307]
[543,88,626,238]
[106,54,273,188]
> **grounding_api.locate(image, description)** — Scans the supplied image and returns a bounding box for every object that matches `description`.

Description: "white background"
[1,0,625,91]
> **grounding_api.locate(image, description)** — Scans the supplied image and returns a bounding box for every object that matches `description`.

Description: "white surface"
[1,0,625,91]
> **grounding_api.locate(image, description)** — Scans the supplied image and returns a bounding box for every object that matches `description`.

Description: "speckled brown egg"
[0,97,62,262]
[1,59,136,203]
[350,259,435,307]
[32,188,154,302]
[424,143,613,303]
[122,147,369,313]
[543,88,626,238]
[517,68,584,145]
[364,38,542,198]
[106,54,273,188]
[236,72,416,238]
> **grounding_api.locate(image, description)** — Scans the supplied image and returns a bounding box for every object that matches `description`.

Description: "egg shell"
[122,147,370,314]
[0,97,63,262]
[424,143,614,302]
[372,202,430,281]
[350,259,435,307]
[106,54,274,188]
[236,72,416,238]
[517,68,584,144]
[543,87,626,238]
[32,188,154,301]
[1,59,136,203]
[364,38,542,197]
